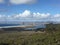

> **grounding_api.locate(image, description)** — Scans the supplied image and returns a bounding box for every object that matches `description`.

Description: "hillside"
[0,24,60,45]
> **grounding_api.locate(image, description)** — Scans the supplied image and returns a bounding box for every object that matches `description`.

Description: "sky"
[0,0,60,23]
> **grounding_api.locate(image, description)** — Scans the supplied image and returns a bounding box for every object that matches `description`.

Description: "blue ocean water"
[0,24,46,29]
[0,24,20,27]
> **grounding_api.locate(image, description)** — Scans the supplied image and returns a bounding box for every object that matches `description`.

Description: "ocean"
[0,24,20,27]
[0,24,46,29]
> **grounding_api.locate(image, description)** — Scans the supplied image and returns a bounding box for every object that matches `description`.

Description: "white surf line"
[0,25,35,28]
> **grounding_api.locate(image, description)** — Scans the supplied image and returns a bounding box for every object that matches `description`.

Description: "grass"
[0,31,60,45]
[0,24,60,45]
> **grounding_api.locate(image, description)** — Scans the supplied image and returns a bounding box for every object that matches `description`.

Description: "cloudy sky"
[0,0,60,23]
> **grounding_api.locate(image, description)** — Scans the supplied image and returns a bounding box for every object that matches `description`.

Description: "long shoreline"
[0,25,34,28]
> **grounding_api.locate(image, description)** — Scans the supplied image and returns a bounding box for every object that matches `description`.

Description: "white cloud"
[14,10,31,18]
[33,12,50,19]
[14,10,50,20]
[0,0,4,3]
[40,13,50,18]
[9,0,37,4]
[50,14,60,21]
[19,10,31,17]
[0,10,60,23]
[53,14,60,18]
[0,0,37,4]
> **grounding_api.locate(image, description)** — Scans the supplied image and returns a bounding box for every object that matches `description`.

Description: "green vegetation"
[0,24,60,45]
